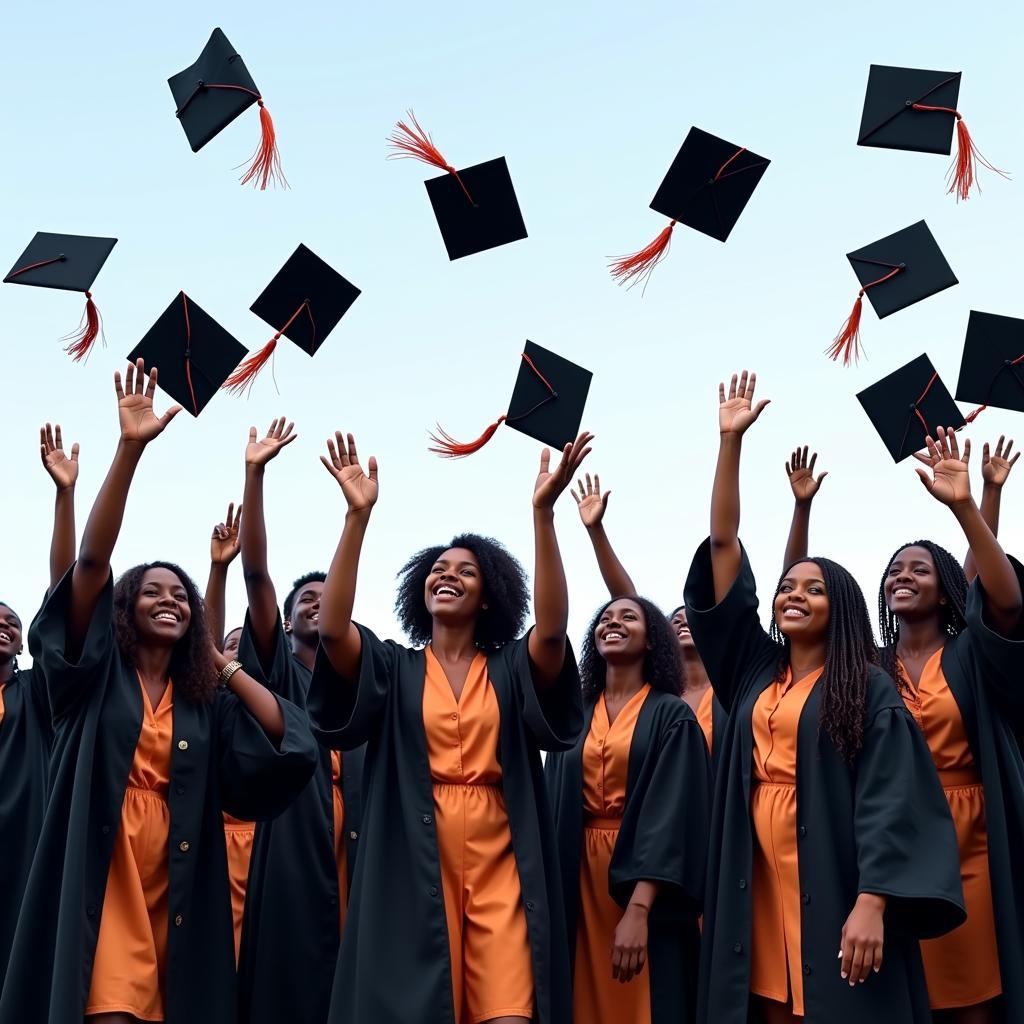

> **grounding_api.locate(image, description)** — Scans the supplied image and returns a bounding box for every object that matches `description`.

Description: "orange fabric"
[695,686,714,754]
[86,677,174,1020]
[423,647,534,1024]
[900,649,1001,1009]
[331,750,348,930]
[223,813,255,964]
[749,666,823,1017]
[0,682,6,725]
[574,687,652,1024]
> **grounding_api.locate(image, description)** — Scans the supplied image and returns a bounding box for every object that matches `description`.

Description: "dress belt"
[938,766,981,788]
[585,816,623,830]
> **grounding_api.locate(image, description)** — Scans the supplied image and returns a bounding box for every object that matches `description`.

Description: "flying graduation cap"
[955,310,1024,423]
[857,65,1008,201]
[387,111,528,261]
[4,232,117,362]
[609,127,770,290]
[429,341,591,458]
[168,28,285,190]
[828,220,958,366]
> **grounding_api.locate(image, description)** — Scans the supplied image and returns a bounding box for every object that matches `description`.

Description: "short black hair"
[284,572,326,622]
[395,533,529,648]
[580,596,684,703]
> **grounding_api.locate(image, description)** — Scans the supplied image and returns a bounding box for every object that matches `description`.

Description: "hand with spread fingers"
[718,370,770,437]
[572,472,610,529]
[912,426,973,507]
[533,432,594,510]
[115,359,182,446]
[40,423,80,492]
[210,502,242,566]
[785,445,828,505]
[981,435,1019,489]
[321,431,379,514]
[246,417,298,467]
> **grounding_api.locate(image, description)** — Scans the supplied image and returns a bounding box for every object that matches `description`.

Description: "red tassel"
[387,111,474,204]
[947,116,1009,201]
[965,404,988,424]
[428,416,507,458]
[223,336,278,394]
[63,291,103,362]
[608,220,676,290]
[826,293,864,366]
[239,101,287,190]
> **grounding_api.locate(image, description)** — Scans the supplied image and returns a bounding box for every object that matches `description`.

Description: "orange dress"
[86,676,174,1021]
[0,682,6,724]
[331,750,348,929]
[749,666,823,1017]
[900,649,1001,1009]
[424,647,533,1024]
[695,686,714,754]
[222,812,255,963]
[574,686,652,1024]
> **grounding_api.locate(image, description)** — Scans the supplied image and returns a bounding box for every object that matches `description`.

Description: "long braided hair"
[769,557,879,764]
[877,540,967,687]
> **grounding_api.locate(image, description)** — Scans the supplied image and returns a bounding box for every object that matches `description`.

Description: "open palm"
[534,432,594,510]
[913,427,972,507]
[116,360,181,445]
[572,472,609,527]
[321,431,379,512]
[786,445,827,504]
[719,370,770,436]
[40,423,79,491]
[982,436,1018,488]
[246,417,297,466]
[210,502,242,565]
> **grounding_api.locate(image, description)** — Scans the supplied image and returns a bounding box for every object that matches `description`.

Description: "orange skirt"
[223,814,255,964]
[574,819,651,1024]
[920,775,1001,1009]
[86,787,170,1020]
[332,774,347,930]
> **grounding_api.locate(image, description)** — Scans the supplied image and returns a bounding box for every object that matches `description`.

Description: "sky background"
[3,0,1022,659]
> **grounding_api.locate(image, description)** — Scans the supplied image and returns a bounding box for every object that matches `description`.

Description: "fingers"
[924,434,941,463]
[225,502,235,527]
[848,942,865,987]
[726,374,737,402]
[367,455,378,481]
[816,471,828,487]
[135,359,147,394]
[54,424,63,451]
[1010,451,1021,469]
[962,437,971,464]
[114,370,126,401]
[751,399,771,421]
[993,435,1004,459]
[807,450,817,474]
[70,442,80,462]
[737,370,749,399]
[145,367,157,400]
[346,433,359,464]
[718,380,727,405]
[336,432,350,468]
[983,441,991,464]
[159,405,183,427]
[910,451,934,466]
[785,460,793,477]
[611,947,623,982]
[839,933,853,982]
[538,447,552,476]
[915,468,934,492]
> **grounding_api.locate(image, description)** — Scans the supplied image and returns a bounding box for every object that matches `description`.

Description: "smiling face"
[0,604,23,662]
[773,562,830,641]
[669,607,694,650]
[423,548,486,624]
[884,546,945,622]
[287,582,323,646]
[595,598,649,664]
[133,567,192,646]
[222,627,243,658]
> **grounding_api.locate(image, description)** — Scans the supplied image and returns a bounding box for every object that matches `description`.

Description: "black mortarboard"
[857,353,965,462]
[610,127,770,289]
[857,64,1007,200]
[168,28,285,189]
[827,220,957,366]
[4,232,117,361]
[224,244,361,393]
[955,310,1024,420]
[429,341,592,457]
[387,112,528,261]
[127,292,247,417]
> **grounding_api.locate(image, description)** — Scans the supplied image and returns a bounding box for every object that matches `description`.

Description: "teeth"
[154,613,178,622]
[782,608,807,619]
[894,589,915,598]
[0,632,11,642]
[604,632,624,641]
[435,587,459,597]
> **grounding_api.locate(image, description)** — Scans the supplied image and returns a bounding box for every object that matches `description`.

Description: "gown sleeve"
[853,699,966,939]
[237,611,307,705]
[506,631,583,753]
[306,623,395,750]
[682,538,780,713]
[216,688,319,821]
[963,555,1024,713]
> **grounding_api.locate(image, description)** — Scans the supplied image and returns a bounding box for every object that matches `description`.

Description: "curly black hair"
[284,571,326,621]
[580,596,684,704]
[113,562,217,705]
[877,539,967,687]
[395,533,529,648]
[769,557,880,764]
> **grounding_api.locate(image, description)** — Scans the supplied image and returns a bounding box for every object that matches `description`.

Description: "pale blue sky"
[3,0,1021,653]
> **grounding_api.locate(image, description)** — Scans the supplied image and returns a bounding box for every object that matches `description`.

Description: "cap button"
[197,79,205,87]
[905,99,913,107]
[59,254,67,261]
[909,403,917,412]
[183,347,191,358]
[898,262,906,269]
[1005,359,1014,366]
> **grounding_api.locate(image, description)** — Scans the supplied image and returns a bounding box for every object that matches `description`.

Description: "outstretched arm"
[318,432,379,680]
[205,502,241,649]
[572,473,638,598]
[782,445,828,570]
[40,423,80,590]
[964,436,1017,584]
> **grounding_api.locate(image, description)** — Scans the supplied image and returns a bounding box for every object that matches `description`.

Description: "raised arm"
[40,423,80,590]
[964,436,1016,584]
[241,418,297,663]
[68,361,181,657]
[572,472,638,598]
[782,445,828,570]
[914,427,1022,634]
[318,432,379,680]
[529,432,593,685]
[711,372,770,603]
[205,502,242,649]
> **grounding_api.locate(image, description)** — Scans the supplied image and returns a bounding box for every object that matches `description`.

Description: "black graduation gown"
[545,688,711,1024]
[307,624,582,1024]
[683,539,965,1024]
[0,568,318,1024]
[236,613,364,1024]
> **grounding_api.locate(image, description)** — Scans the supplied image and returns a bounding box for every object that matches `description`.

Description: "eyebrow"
[781,577,826,586]
[433,560,478,570]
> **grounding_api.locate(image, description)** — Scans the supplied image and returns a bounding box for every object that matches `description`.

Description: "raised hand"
[115,359,182,446]
[572,472,610,528]
[39,423,80,492]
[913,427,972,507]
[210,502,242,565]
[786,445,828,505]
[981,436,1019,489]
[320,431,379,513]
[534,432,594,510]
[246,417,297,467]
[718,370,770,437]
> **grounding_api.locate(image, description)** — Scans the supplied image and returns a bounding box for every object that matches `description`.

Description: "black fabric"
[955,309,1024,415]
[307,625,582,1023]
[545,689,710,1024]
[236,613,364,1024]
[857,65,962,155]
[0,567,317,1024]
[683,539,965,1024]
[4,232,117,293]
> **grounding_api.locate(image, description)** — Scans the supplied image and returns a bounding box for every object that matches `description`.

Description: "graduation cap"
[429,341,591,457]
[223,244,361,393]
[386,112,528,260]
[4,232,117,362]
[955,310,1024,423]
[127,292,248,417]
[858,353,965,462]
[827,220,958,366]
[857,65,1008,201]
[168,27,285,189]
[609,127,770,290]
